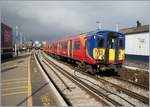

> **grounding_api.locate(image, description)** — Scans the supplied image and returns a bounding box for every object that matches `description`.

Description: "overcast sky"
[1,1,150,41]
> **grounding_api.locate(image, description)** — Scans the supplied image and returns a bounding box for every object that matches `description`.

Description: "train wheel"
[113,66,121,76]
[76,62,86,71]
[80,62,86,69]
[114,64,122,72]
[86,65,95,75]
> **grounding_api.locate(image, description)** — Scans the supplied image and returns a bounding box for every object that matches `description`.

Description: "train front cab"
[88,31,125,72]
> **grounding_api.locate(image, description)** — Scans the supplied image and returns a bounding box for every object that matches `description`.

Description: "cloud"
[1,1,150,41]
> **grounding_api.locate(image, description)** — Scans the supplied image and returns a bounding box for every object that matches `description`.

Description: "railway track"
[113,76,149,90]
[39,51,148,106]
[36,51,130,106]
[45,52,148,91]
[41,51,149,106]
[84,73,149,104]
[35,52,113,106]
[34,52,71,106]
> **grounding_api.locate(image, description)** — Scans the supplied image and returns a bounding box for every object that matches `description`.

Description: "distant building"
[119,23,149,62]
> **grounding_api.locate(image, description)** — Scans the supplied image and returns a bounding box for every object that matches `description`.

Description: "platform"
[1,52,32,106]
[1,51,65,106]
[30,53,60,106]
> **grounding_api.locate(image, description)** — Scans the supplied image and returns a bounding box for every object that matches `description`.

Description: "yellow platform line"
[1,91,27,96]
[27,56,32,106]
[1,78,27,83]
[1,86,27,91]
[0,81,27,85]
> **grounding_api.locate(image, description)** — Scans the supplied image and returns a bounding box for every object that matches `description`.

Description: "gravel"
[124,60,149,70]
[42,51,148,106]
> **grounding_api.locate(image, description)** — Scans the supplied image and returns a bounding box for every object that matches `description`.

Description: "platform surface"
[1,53,31,106]
[1,52,58,106]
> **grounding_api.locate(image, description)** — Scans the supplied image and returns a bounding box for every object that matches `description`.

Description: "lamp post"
[15,26,19,56]
[116,24,119,32]
[20,32,23,51]
[96,21,102,30]
[15,25,22,56]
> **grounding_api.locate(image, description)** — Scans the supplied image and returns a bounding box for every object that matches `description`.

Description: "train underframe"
[76,61,122,74]
[46,51,122,74]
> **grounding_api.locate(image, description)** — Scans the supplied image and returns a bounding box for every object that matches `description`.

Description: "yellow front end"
[118,50,125,63]
[93,48,105,60]
[93,48,125,64]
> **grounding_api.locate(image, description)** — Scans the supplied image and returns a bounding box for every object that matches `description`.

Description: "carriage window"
[74,41,80,50]
[118,38,123,49]
[85,39,90,50]
[65,42,68,49]
[54,44,57,48]
[97,36,103,48]
[62,42,67,49]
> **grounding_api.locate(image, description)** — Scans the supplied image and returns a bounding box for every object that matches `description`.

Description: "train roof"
[88,29,125,35]
[48,29,124,44]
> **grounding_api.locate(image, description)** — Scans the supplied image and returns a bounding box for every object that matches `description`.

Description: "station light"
[35,41,39,45]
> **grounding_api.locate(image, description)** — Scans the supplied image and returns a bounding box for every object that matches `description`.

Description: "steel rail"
[43,51,148,90]
[42,54,123,106]
[98,77,149,104]
[80,71,149,104]
[43,52,148,102]
[40,56,111,106]
[35,53,72,106]
[114,76,148,90]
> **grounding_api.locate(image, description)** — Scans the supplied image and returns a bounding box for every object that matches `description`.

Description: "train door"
[73,40,80,59]
[83,38,87,60]
[69,40,72,57]
[114,37,119,64]
[57,42,60,54]
[105,33,119,64]
[105,35,110,64]
[80,36,86,61]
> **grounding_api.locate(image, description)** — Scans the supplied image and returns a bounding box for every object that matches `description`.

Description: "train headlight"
[98,55,104,60]
[98,56,102,59]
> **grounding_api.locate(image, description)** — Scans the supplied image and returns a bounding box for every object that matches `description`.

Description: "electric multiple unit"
[44,30,125,74]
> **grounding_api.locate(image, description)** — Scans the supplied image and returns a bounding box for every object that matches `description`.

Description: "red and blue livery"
[44,30,125,74]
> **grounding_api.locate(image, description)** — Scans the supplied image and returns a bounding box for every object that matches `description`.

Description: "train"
[1,23,13,60]
[44,30,125,74]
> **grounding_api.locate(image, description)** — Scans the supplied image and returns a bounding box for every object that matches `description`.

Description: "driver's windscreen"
[97,36,103,48]
[118,38,123,49]
[109,38,115,49]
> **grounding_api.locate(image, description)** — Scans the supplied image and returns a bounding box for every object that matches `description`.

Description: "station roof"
[119,24,149,35]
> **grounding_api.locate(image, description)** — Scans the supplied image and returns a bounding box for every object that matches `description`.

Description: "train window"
[54,44,57,48]
[62,43,64,49]
[74,41,80,50]
[85,39,90,51]
[62,42,67,49]
[65,42,68,49]
[97,36,103,48]
[118,38,123,49]
[60,43,62,49]
[109,38,115,49]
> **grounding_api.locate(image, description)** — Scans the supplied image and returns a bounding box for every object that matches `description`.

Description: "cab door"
[114,37,119,64]
[105,33,118,64]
